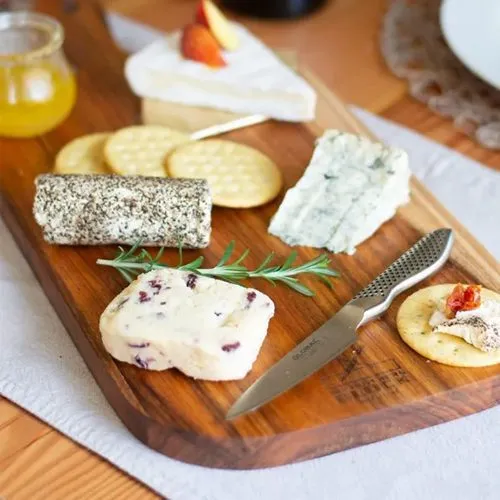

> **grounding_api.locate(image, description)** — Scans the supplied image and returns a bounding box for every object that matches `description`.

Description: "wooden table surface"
[1,0,498,498]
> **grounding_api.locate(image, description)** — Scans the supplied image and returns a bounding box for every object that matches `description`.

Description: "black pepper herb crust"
[33,174,212,247]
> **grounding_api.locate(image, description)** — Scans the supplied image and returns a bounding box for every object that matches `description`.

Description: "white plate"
[440,0,500,89]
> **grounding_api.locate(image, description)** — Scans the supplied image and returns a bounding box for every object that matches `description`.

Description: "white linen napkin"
[1,111,499,500]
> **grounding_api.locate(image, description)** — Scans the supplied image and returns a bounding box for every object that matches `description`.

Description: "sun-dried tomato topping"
[445,284,481,318]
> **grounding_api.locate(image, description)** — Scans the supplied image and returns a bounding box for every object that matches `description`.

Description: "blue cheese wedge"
[268,130,411,254]
[100,269,275,381]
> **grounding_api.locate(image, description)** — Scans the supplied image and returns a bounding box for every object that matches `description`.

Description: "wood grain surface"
[0,398,155,500]
[1,0,499,496]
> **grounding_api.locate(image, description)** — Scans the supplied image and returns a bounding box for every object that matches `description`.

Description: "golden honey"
[0,13,76,138]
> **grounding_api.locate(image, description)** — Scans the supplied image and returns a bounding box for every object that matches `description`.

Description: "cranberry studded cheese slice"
[100,268,275,380]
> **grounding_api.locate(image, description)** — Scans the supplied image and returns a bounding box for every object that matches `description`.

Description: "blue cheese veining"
[268,130,411,254]
[100,268,275,380]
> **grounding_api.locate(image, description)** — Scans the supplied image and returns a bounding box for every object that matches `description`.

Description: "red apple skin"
[194,0,240,51]
[195,1,209,27]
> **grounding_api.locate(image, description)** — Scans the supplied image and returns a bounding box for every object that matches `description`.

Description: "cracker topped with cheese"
[397,284,500,367]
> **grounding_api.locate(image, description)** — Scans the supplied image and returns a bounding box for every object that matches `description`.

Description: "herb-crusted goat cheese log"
[33,174,211,247]
[100,268,275,380]
[268,130,410,254]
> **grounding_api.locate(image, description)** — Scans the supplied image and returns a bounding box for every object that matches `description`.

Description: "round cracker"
[167,139,282,208]
[104,126,190,177]
[54,133,110,175]
[397,284,500,367]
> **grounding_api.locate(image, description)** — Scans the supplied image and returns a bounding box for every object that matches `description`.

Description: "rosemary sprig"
[96,241,339,296]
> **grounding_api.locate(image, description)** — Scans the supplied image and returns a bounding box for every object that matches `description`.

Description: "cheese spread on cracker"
[397,284,500,367]
[429,284,500,353]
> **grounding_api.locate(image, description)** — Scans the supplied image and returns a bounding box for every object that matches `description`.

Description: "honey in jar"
[0,12,76,138]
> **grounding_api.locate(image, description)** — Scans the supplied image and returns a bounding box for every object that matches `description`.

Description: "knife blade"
[227,228,454,420]
[226,302,366,420]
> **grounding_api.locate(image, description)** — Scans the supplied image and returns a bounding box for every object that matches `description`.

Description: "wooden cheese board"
[1,2,499,470]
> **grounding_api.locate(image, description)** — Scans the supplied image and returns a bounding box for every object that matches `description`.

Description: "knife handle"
[352,228,454,325]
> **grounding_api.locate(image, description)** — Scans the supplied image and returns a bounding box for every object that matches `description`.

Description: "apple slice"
[195,0,239,51]
[181,23,227,68]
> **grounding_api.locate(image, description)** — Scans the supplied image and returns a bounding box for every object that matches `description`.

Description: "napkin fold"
[353,108,500,259]
[1,110,499,500]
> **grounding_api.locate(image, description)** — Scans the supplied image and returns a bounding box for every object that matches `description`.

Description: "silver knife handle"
[353,228,454,325]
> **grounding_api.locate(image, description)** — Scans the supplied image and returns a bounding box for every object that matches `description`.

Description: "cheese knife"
[226,228,454,420]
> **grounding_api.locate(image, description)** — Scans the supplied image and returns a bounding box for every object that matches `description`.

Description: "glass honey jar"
[0,12,77,138]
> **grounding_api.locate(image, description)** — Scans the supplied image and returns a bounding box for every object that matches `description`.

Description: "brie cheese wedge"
[125,24,317,122]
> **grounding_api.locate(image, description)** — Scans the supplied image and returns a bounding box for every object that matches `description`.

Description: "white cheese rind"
[268,130,411,254]
[124,24,316,122]
[100,269,275,381]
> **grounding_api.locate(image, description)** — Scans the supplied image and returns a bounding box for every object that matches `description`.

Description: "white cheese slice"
[124,24,316,122]
[268,130,411,254]
[100,268,275,381]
